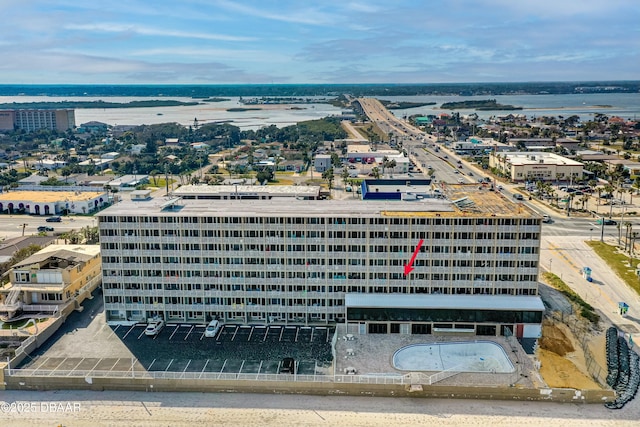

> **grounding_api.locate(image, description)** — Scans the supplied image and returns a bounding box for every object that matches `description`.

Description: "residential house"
[0,245,101,321]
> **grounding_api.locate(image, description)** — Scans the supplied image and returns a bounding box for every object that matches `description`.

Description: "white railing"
[7,367,409,385]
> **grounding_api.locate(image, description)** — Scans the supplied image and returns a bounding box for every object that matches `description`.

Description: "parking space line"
[182,360,191,377]
[109,359,120,371]
[231,327,238,341]
[279,328,284,341]
[147,359,156,370]
[93,323,113,339]
[49,357,68,376]
[263,328,269,341]
[295,329,299,342]
[199,360,209,379]
[137,328,146,340]
[239,360,245,373]
[218,360,227,377]
[123,325,137,339]
[199,329,206,341]
[169,325,180,340]
[310,328,315,342]
[257,361,263,374]
[165,359,174,371]
[184,325,195,340]
[248,327,254,341]
[88,359,102,375]
[67,358,85,376]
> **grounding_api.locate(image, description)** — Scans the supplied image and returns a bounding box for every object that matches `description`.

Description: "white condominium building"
[98,186,544,338]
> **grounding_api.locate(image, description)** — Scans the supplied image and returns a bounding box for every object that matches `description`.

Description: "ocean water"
[0,88,637,129]
[0,95,342,130]
[387,93,640,122]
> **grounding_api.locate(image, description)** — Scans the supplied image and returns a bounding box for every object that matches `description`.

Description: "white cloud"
[65,23,255,42]
[214,0,337,26]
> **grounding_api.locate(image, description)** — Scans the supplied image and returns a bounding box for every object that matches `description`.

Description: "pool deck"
[334,324,542,388]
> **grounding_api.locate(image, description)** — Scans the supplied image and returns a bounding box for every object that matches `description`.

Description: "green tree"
[322,167,335,190]
[1,244,42,277]
[256,168,274,184]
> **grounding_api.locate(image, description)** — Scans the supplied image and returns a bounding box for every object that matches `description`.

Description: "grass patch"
[542,272,600,325]
[586,241,640,296]
[267,178,294,185]
[1,318,47,329]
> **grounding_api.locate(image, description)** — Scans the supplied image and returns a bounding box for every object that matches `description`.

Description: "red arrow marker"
[404,239,424,276]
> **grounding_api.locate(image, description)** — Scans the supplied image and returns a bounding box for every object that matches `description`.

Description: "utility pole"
[164,164,169,196]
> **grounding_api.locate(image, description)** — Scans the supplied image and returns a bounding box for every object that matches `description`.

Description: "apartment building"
[0,109,75,132]
[98,186,544,338]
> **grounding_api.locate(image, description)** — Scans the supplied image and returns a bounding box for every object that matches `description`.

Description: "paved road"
[0,215,97,240]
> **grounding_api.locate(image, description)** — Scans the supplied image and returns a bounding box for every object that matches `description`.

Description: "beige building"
[98,187,544,338]
[0,245,102,321]
[0,109,75,132]
[489,152,583,182]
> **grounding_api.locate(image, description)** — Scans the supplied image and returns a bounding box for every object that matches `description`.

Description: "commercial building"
[0,245,102,321]
[0,109,75,132]
[0,189,108,215]
[99,186,544,338]
[489,151,583,182]
[172,184,321,200]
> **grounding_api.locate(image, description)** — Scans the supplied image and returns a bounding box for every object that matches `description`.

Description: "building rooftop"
[495,151,583,166]
[346,293,545,311]
[100,186,537,219]
[172,184,320,197]
[12,245,100,269]
[0,190,105,203]
[347,145,399,155]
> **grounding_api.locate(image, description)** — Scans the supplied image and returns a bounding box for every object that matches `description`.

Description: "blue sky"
[1,0,638,84]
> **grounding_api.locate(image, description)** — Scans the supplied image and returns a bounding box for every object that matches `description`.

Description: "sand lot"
[1,389,638,427]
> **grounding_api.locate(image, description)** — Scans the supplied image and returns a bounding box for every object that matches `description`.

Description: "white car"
[204,320,221,338]
[144,319,164,336]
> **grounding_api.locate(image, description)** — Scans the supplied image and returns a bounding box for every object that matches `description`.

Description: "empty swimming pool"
[392,341,515,373]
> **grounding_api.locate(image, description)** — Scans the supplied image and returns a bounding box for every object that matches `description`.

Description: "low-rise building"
[489,151,583,182]
[314,154,332,172]
[172,184,321,200]
[0,245,102,321]
[0,189,107,215]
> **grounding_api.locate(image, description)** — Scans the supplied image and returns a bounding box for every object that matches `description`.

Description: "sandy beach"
[1,389,638,427]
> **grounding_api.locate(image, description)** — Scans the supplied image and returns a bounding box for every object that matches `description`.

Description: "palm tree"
[580,195,590,211]
[371,166,381,179]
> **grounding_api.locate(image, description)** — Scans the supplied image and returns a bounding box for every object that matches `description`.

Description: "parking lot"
[15,290,335,377]
[108,323,333,375]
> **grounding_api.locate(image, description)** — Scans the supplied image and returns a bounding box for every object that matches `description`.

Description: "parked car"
[145,319,165,336]
[204,320,221,338]
[46,216,62,222]
[37,226,54,232]
[542,215,552,223]
[280,357,296,374]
